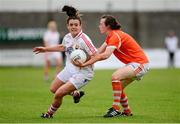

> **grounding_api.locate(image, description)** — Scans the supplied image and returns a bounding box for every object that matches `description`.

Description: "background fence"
[0,49,180,68]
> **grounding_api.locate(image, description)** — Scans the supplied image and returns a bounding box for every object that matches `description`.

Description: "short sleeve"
[80,35,97,55]
[106,33,121,49]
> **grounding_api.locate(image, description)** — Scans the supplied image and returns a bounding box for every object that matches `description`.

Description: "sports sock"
[112,80,122,111]
[47,104,58,115]
[120,91,131,114]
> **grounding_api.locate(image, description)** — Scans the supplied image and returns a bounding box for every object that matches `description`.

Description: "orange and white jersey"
[105,30,149,64]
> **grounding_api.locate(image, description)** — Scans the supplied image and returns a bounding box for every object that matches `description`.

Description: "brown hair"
[101,15,121,30]
[62,5,82,25]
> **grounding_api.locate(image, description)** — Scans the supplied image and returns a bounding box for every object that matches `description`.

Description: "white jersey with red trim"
[62,31,97,77]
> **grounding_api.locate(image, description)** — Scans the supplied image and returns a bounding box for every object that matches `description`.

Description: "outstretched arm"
[79,46,115,67]
[98,42,107,54]
[33,44,65,54]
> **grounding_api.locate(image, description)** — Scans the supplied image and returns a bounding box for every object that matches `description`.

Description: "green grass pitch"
[0,67,180,123]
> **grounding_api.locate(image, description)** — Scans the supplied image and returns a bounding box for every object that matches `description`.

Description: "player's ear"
[107,25,111,30]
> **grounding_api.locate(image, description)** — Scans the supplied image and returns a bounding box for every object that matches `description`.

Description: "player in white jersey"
[33,5,97,118]
[43,21,63,80]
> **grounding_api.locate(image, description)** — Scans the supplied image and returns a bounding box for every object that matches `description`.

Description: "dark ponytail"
[62,5,81,24]
[101,15,121,30]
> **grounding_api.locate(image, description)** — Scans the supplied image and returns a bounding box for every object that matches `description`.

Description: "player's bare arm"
[33,44,65,54]
[98,42,107,54]
[79,47,115,67]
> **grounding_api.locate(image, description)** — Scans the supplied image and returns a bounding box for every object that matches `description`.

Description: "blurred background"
[0,0,180,68]
[1,1,180,123]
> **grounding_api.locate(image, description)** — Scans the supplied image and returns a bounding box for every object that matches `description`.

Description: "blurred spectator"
[43,21,63,81]
[164,30,179,68]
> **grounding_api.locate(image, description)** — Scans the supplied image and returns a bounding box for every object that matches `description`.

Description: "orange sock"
[120,91,131,114]
[112,80,122,111]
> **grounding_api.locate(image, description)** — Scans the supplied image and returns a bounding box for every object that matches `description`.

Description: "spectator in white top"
[165,30,179,68]
[43,21,63,80]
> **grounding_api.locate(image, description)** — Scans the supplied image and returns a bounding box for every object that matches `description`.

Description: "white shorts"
[57,68,93,90]
[127,62,149,80]
[45,52,62,61]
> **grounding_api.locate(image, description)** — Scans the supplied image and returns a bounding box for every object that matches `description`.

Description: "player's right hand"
[33,47,46,54]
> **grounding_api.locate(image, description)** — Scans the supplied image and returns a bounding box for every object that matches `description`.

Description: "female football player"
[33,5,97,118]
[75,15,149,117]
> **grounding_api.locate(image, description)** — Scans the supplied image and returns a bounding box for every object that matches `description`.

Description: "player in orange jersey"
[74,15,149,117]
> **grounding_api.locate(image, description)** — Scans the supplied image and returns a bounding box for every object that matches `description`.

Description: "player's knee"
[111,74,119,82]
[50,87,56,94]
[54,89,67,99]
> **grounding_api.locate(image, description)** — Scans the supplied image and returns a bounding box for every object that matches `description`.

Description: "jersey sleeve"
[81,35,97,56]
[106,33,121,49]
